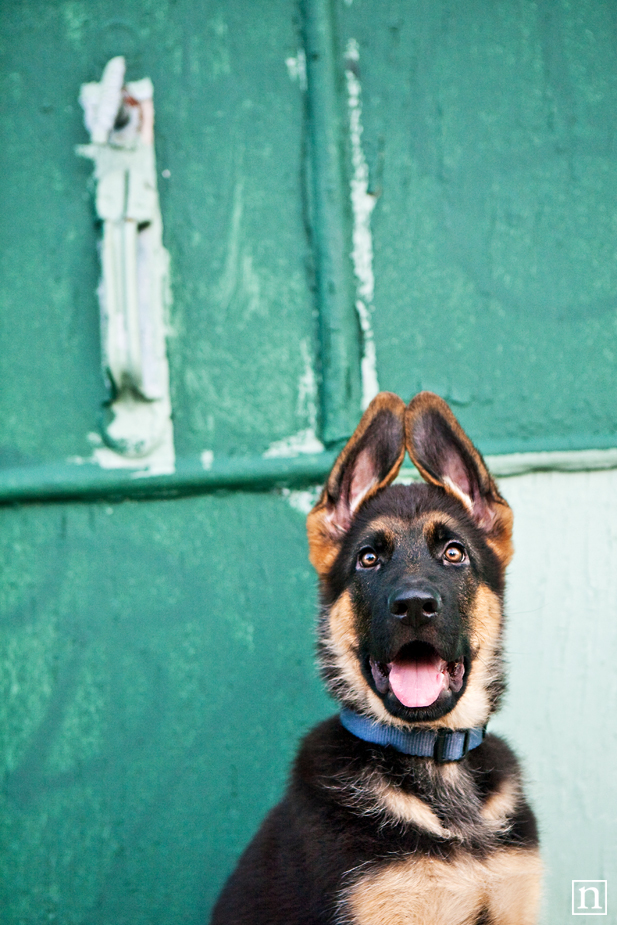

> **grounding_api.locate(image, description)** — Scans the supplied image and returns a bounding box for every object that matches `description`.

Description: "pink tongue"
[389,659,446,708]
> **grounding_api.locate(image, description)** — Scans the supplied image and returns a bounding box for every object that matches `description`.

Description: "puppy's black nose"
[388,584,442,625]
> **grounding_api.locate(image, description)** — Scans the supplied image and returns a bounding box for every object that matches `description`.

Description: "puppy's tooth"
[370,658,390,693]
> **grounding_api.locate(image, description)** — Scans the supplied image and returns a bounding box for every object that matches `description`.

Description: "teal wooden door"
[2,2,617,922]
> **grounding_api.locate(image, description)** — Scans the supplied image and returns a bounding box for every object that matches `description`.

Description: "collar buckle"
[433,728,450,763]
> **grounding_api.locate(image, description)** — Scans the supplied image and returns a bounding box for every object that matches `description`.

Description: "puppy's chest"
[338,847,542,925]
[331,769,532,925]
[340,853,487,925]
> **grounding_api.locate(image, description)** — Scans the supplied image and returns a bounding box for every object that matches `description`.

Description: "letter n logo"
[572,880,608,915]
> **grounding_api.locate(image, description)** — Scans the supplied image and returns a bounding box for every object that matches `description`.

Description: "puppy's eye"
[443,543,466,564]
[357,548,378,569]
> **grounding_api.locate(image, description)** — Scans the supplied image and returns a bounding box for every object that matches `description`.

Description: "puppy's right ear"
[307,392,406,578]
[405,391,514,566]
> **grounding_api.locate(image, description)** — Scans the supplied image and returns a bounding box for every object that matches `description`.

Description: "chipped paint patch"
[345,38,380,410]
[78,58,175,475]
[94,432,175,477]
[78,420,175,476]
[279,486,321,515]
[285,50,307,91]
[296,338,319,432]
[63,1,87,47]
[263,339,324,458]
[200,450,214,470]
[263,428,324,459]
[208,13,231,79]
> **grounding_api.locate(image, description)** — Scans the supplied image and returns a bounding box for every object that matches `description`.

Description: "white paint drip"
[200,450,214,470]
[263,339,325,458]
[285,50,307,91]
[296,338,319,432]
[345,38,380,410]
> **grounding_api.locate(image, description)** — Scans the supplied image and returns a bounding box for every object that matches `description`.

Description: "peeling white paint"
[77,57,175,473]
[200,450,214,470]
[279,486,321,515]
[263,428,325,459]
[263,339,325,458]
[296,338,319,432]
[285,50,307,91]
[345,38,380,410]
[69,428,175,476]
[94,430,175,476]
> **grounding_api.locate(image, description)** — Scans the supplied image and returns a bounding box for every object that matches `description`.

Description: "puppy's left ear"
[307,392,406,577]
[405,392,513,566]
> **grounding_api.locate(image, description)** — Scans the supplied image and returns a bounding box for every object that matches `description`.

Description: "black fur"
[212,721,538,923]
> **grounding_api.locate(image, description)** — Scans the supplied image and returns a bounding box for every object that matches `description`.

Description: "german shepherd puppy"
[212,391,541,925]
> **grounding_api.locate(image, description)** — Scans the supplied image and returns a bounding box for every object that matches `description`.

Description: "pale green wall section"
[494,468,617,923]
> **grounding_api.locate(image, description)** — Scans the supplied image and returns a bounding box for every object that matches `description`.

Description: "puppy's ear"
[405,392,513,566]
[307,392,406,577]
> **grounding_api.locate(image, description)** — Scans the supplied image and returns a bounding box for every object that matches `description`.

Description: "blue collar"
[340,708,486,763]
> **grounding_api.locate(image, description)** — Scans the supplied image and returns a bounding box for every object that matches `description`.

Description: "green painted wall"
[0,0,316,466]
[0,496,330,922]
[1,0,616,922]
[339,0,617,453]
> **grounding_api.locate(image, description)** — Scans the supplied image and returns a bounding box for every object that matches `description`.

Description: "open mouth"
[369,642,465,709]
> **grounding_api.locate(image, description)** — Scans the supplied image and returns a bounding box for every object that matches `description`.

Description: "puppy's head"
[307,391,513,730]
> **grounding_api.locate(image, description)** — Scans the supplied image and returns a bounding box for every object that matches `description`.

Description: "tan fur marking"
[421,512,467,536]
[343,848,542,925]
[486,500,514,568]
[481,775,520,824]
[307,510,341,576]
[484,848,543,924]
[370,779,455,838]
[328,760,516,844]
[325,592,366,704]
[352,516,400,541]
[431,584,502,730]
[468,584,503,652]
